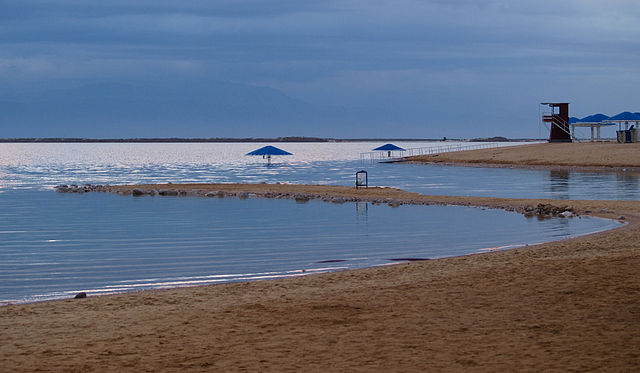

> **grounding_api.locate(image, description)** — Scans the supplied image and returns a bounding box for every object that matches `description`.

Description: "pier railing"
[359,142,513,164]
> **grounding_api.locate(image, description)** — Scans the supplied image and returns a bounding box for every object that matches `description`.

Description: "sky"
[1,0,639,139]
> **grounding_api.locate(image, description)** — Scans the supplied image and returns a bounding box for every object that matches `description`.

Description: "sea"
[0,141,631,304]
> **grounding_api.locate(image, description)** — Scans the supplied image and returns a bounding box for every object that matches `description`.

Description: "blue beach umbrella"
[373,143,405,157]
[246,145,293,164]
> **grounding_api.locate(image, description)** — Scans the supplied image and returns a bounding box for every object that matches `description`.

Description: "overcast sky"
[1,0,639,138]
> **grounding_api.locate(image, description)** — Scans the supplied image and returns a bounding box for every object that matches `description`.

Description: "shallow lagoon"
[0,142,632,303]
[0,190,622,304]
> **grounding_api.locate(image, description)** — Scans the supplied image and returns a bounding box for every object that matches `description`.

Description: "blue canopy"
[246,145,293,156]
[373,143,405,151]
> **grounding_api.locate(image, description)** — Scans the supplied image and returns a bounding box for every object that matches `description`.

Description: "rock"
[619,216,626,220]
[388,200,401,208]
[294,194,310,203]
[132,188,145,196]
[237,192,249,199]
[55,185,70,193]
[74,292,87,299]
[561,211,573,218]
[158,190,178,196]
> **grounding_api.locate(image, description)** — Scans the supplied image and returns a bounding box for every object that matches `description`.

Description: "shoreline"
[401,158,640,173]
[4,183,627,306]
[2,183,640,371]
[402,142,640,171]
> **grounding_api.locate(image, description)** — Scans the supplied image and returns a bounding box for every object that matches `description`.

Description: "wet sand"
[406,141,640,170]
[2,181,639,372]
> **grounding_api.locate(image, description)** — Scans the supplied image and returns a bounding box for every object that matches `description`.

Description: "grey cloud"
[0,0,638,138]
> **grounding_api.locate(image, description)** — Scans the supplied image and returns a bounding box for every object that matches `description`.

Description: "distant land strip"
[0,136,534,143]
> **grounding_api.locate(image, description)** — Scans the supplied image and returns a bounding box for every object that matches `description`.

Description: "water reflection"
[615,170,640,199]
[356,201,368,222]
[548,170,570,200]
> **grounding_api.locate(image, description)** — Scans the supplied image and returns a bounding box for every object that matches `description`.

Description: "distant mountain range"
[0,80,394,138]
[570,111,640,123]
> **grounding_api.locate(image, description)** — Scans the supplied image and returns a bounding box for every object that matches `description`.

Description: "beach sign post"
[246,145,293,165]
[355,170,368,188]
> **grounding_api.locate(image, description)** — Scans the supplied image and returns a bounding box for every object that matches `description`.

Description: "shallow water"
[1,142,639,199]
[0,190,621,304]
[0,142,632,303]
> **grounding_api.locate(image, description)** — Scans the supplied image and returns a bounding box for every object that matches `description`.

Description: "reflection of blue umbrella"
[373,143,405,157]
[246,145,293,164]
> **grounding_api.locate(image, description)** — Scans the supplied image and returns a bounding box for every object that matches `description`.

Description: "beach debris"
[523,204,575,218]
[74,292,87,299]
[55,184,108,193]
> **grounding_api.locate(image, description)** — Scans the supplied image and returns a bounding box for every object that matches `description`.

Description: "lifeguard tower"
[541,102,572,142]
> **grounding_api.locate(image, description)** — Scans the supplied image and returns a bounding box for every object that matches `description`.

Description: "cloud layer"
[2,1,639,138]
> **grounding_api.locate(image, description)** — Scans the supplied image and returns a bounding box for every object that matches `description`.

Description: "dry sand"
[2,143,640,372]
[407,141,640,170]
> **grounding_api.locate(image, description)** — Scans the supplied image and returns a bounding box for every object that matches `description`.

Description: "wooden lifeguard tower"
[541,102,572,142]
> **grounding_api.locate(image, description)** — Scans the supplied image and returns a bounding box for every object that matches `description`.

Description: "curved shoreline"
[402,142,640,172]
[2,183,627,307]
[2,183,640,371]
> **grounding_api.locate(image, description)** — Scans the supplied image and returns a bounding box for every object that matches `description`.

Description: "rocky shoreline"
[55,183,581,219]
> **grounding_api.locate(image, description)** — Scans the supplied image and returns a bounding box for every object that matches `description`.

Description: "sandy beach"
[407,141,640,170]
[2,142,639,372]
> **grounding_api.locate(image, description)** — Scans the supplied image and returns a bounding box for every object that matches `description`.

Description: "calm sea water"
[0,190,620,304]
[1,142,638,199]
[0,142,630,303]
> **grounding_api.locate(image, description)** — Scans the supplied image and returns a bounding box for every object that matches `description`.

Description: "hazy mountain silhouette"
[0,79,393,137]
[609,112,640,121]
[580,113,610,122]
